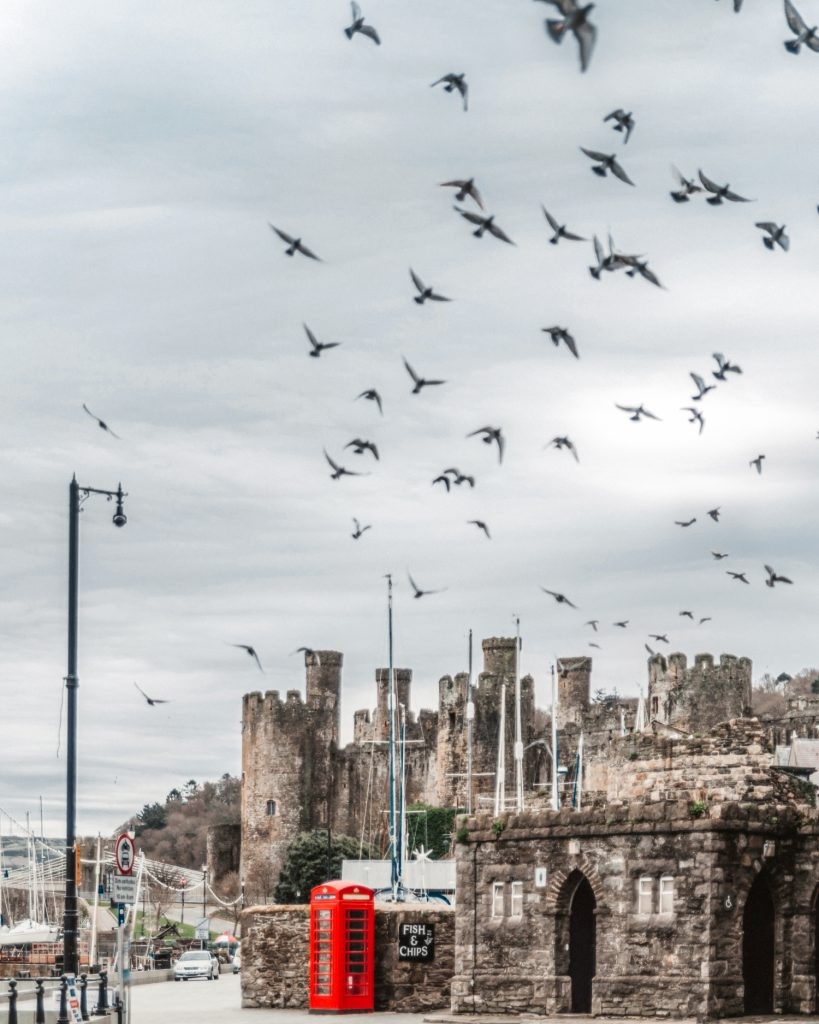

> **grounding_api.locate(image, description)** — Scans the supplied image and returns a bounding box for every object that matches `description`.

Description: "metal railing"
[2,971,118,1024]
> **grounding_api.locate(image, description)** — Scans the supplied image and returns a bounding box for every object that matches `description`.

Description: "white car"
[232,946,241,974]
[173,950,219,981]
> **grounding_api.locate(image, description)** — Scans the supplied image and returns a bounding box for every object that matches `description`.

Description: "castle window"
[510,881,523,917]
[637,876,653,914]
[491,882,504,918]
[266,799,277,816]
[659,876,674,914]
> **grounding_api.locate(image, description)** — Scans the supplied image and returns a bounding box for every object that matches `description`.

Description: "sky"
[1,0,817,838]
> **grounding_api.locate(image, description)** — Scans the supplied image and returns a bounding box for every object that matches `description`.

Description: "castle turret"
[556,656,591,729]
[647,652,752,732]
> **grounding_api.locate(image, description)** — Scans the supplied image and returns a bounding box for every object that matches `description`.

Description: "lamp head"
[112,483,127,528]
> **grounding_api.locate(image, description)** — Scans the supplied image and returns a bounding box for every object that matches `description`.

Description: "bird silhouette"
[410,269,452,304]
[134,682,169,706]
[679,610,694,619]
[649,634,669,644]
[697,170,752,205]
[356,389,383,414]
[268,224,322,259]
[431,73,468,111]
[707,507,721,522]
[749,454,766,474]
[645,644,656,656]
[589,642,602,649]
[440,178,484,209]
[541,205,586,244]
[542,326,579,359]
[541,587,578,609]
[432,475,451,492]
[468,520,491,539]
[616,404,662,422]
[727,571,750,584]
[784,0,819,52]
[546,436,580,462]
[690,373,716,401]
[467,426,505,463]
[589,234,629,279]
[585,620,599,631]
[294,647,321,665]
[345,438,379,460]
[622,256,664,288]
[764,564,793,587]
[344,2,380,44]
[675,518,697,527]
[403,357,446,394]
[670,165,703,203]
[82,404,121,439]
[408,572,447,599]
[539,1,597,73]
[580,148,635,185]
[444,468,475,488]
[681,407,705,434]
[712,352,742,380]
[711,551,730,560]
[304,323,340,358]
[351,518,372,540]
[604,108,635,143]
[756,222,790,251]
[454,207,515,244]
[324,449,369,480]
[699,616,712,624]
[614,620,629,628]
[229,644,263,671]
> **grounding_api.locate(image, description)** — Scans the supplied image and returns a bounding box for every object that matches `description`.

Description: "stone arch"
[552,868,597,1013]
[545,856,604,912]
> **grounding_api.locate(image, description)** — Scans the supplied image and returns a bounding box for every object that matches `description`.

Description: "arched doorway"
[569,876,596,1012]
[743,874,775,1013]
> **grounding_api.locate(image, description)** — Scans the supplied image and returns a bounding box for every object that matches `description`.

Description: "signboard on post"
[397,922,434,962]
[194,918,210,941]
[114,833,135,875]
[112,874,138,905]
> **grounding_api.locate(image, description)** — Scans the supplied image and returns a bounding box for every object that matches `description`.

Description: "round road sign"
[115,832,136,875]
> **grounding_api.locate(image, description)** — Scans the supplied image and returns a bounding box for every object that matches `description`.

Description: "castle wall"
[648,652,752,733]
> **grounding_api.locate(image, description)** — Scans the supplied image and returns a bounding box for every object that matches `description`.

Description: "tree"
[273,832,369,904]
[135,802,166,836]
[406,804,460,859]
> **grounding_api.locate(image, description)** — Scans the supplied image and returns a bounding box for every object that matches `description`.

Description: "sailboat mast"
[398,705,407,884]
[514,618,523,812]
[466,629,474,816]
[550,665,560,811]
[386,574,398,899]
[494,681,506,815]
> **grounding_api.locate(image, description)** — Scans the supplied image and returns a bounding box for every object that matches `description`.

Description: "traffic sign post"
[112,874,138,905]
[114,833,135,876]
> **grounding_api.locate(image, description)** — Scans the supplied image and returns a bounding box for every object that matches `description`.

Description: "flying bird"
[539,1,597,73]
[585,620,599,631]
[467,426,505,463]
[304,323,340,358]
[345,437,379,460]
[444,468,475,487]
[268,224,322,260]
[614,620,629,628]
[645,644,656,656]
[324,449,368,480]
[468,520,491,539]
[432,475,451,491]
[540,587,578,609]
[294,647,321,665]
[589,234,626,279]
[681,407,705,435]
[712,352,742,380]
[749,454,766,474]
[649,634,669,644]
[542,326,579,359]
[699,616,712,624]
[133,682,169,706]
[403,356,446,394]
[547,436,580,462]
[727,571,750,584]
[541,205,586,244]
[616,403,662,422]
[454,207,515,244]
[755,222,790,251]
[679,610,694,619]
[670,165,703,203]
[408,572,447,599]
[622,256,665,289]
[580,148,635,185]
[764,564,793,587]
[431,73,468,111]
[589,642,602,649]
[82,404,121,439]
[410,269,452,304]
[604,108,635,143]
[707,507,721,521]
[697,170,752,205]
[711,551,730,560]
[784,0,819,52]
[356,388,383,414]
[440,178,484,209]
[229,644,263,671]
[690,372,716,401]
[675,518,697,527]
[352,518,371,539]
[344,2,380,44]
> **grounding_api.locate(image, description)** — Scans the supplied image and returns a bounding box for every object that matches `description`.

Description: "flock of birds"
[77,0,815,692]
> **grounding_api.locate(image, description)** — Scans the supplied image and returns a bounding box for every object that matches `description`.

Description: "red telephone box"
[309,880,375,1013]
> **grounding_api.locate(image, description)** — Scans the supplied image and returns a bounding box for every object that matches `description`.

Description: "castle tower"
[647,652,752,733]
[374,668,413,741]
[556,656,591,730]
[240,651,342,899]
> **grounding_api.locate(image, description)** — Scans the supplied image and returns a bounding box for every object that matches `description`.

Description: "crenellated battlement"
[648,651,752,734]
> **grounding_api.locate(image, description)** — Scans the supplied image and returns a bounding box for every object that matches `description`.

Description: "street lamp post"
[63,476,127,980]
[201,865,207,950]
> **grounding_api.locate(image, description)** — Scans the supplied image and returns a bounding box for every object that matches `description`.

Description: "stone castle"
[239,636,756,896]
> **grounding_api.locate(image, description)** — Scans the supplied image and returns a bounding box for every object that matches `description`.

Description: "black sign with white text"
[397,922,435,962]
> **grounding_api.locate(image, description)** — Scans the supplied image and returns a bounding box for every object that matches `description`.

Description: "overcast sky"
[2,0,817,839]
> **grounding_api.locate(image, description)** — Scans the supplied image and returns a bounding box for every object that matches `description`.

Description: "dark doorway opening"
[743,874,775,1014]
[569,876,596,1013]
[814,888,819,1013]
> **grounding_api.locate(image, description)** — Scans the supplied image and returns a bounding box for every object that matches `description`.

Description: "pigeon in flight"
[344,2,380,44]
[727,571,750,584]
[444,468,475,487]
[454,207,515,244]
[440,178,484,209]
[681,407,705,435]
[82,404,121,439]
[356,389,383,414]
[756,222,790,251]
[345,438,379,460]
[408,572,447,599]
[547,435,580,462]
[697,171,752,205]
[679,610,695,619]
[622,256,665,289]
[764,564,793,587]
[468,426,505,463]
[134,682,169,706]
[670,165,703,203]
[749,454,766,474]
[649,634,669,644]
[468,520,491,539]
[712,551,730,560]
[712,352,742,380]
[784,0,819,52]
[541,587,578,609]
[324,449,369,480]
[699,616,712,624]
[431,73,468,111]
[589,642,602,649]
[616,404,662,422]
[707,507,721,522]
[585,620,599,631]
[539,1,597,73]
[542,326,579,359]
[614,620,629,628]
[580,148,635,185]
[403,357,446,394]
[645,644,656,656]
[675,518,697,527]
[690,372,716,401]
[541,205,586,244]
[304,323,340,358]
[294,647,321,665]
[352,518,372,539]
[589,234,630,279]
[268,224,322,260]
[604,108,635,143]
[432,475,451,491]
[229,644,263,671]
[410,269,452,304]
